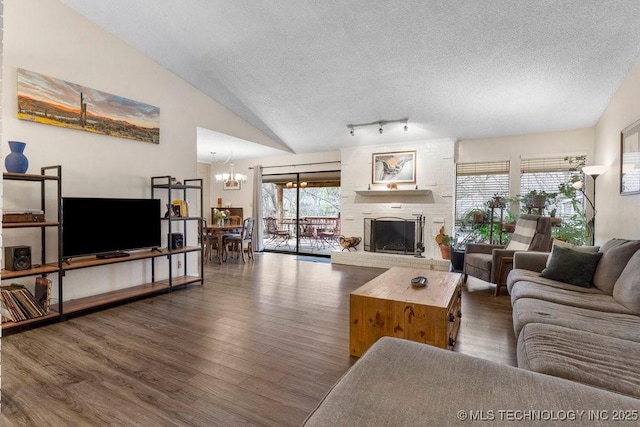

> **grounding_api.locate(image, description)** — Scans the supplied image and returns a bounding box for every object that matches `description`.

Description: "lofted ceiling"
[59,1,640,162]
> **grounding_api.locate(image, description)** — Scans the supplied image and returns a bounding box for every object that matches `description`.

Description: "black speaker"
[5,245,32,271]
[170,233,184,250]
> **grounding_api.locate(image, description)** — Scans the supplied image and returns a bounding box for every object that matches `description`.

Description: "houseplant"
[435,226,453,260]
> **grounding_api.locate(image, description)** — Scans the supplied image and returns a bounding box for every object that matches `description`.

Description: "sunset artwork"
[17,68,160,144]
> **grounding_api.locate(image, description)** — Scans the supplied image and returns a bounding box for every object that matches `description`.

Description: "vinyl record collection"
[0,277,52,322]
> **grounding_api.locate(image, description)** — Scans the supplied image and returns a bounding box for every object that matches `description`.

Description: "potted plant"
[435,226,453,260]
[502,210,517,233]
[462,208,487,225]
[450,235,466,272]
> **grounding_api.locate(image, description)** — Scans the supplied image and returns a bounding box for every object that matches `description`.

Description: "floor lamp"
[576,165,608,245]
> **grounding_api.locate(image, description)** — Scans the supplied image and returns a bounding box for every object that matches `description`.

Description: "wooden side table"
[495,256,513,296]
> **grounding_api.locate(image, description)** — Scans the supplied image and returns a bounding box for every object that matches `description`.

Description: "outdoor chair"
[264,217,290,248]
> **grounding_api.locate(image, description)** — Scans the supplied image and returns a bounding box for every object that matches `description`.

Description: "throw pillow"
[545,239,599,267]
[540,245,603,288]
[612,250,640,315]
[592,239,640,295]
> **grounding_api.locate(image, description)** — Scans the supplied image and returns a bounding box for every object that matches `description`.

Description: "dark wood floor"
[0,253,516,426]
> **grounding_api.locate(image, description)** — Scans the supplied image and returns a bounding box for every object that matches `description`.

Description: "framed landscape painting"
[621,119,640,195]
[372,151,416,184]
[17,68,160,144]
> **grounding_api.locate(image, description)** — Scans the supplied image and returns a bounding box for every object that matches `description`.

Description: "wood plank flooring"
[0,253,516,426]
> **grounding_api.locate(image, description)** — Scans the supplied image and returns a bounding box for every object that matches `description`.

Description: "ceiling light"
[346,118,409,136]
[212,152,247,186]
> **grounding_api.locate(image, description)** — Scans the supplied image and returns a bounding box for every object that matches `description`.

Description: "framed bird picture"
[372,151,416,184]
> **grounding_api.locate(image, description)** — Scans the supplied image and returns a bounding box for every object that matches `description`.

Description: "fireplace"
[364,217,416,255]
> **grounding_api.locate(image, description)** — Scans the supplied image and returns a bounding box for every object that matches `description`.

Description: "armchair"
[463,214,552,295]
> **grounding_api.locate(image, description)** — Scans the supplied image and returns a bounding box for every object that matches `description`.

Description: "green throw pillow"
[540,245,603,287]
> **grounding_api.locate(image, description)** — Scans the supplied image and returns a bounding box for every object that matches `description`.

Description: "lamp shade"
[582,165,608,178]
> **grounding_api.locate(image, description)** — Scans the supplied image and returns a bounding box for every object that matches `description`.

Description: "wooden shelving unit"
[1,166,62,332]
[62,281,172,315]
[151,175,205,291]
[2,172,205,334]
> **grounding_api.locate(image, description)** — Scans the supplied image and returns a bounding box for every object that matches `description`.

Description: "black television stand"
[96,251,130,259]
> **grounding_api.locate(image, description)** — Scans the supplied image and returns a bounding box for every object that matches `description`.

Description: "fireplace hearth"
[364,217,416,255]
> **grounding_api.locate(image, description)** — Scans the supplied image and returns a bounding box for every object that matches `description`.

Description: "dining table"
[206,223,243,264]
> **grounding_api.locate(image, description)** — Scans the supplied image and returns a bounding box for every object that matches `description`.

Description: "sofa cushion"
[509,281,632,314]
[545,240,599,266]
[303,337,640,427]
[512,298,640,342]
[613,249,640,315]
[507,268,605,294]
[518,323,640,399]
[540,245,602,287]
[464,252,492,283]
[593,239,640,295]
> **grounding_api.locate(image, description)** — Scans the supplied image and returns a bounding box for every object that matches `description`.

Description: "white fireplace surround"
[334,138,455,269]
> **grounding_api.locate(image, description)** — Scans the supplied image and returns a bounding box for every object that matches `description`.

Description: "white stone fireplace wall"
[335,138,455,268]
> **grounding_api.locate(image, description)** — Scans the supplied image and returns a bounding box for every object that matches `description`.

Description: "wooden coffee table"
[349,267,462,356]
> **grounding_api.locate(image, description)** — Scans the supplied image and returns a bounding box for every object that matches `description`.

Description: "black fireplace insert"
[364,217,416,255]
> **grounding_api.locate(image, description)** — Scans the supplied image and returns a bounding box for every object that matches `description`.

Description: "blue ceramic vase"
[5,141,29,173]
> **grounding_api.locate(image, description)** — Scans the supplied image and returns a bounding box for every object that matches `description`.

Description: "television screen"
[62,197,161,258]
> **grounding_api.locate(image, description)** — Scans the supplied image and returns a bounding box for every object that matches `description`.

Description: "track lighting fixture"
[346,118,409,136]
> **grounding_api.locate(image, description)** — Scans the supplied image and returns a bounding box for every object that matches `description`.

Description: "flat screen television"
[62,197,162,259]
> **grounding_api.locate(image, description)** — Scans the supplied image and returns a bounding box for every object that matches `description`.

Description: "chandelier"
[211,152,247,185]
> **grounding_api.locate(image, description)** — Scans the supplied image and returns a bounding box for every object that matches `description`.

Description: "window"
[520,156,584,220]
[455,161,510,222]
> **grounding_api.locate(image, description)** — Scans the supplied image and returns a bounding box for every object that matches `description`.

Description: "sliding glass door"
[262,171,341,255]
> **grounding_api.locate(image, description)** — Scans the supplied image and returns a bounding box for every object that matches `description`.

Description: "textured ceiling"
[59,1,640,161]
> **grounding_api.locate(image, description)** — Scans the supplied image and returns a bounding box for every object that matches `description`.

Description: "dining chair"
[202,220,219,262]
[228,215,243,226]
[223,217,255,262]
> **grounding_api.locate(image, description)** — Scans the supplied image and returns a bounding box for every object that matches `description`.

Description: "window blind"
[455,161,510,221]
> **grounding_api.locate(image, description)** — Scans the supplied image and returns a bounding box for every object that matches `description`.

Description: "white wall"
[594,58,640,242]
[203,129,595,259]
[2,0,280,300]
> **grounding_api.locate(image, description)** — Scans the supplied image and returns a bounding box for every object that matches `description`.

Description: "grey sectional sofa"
[303,337,640,426]
[508,238,640,399]
[304,239,640,425]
